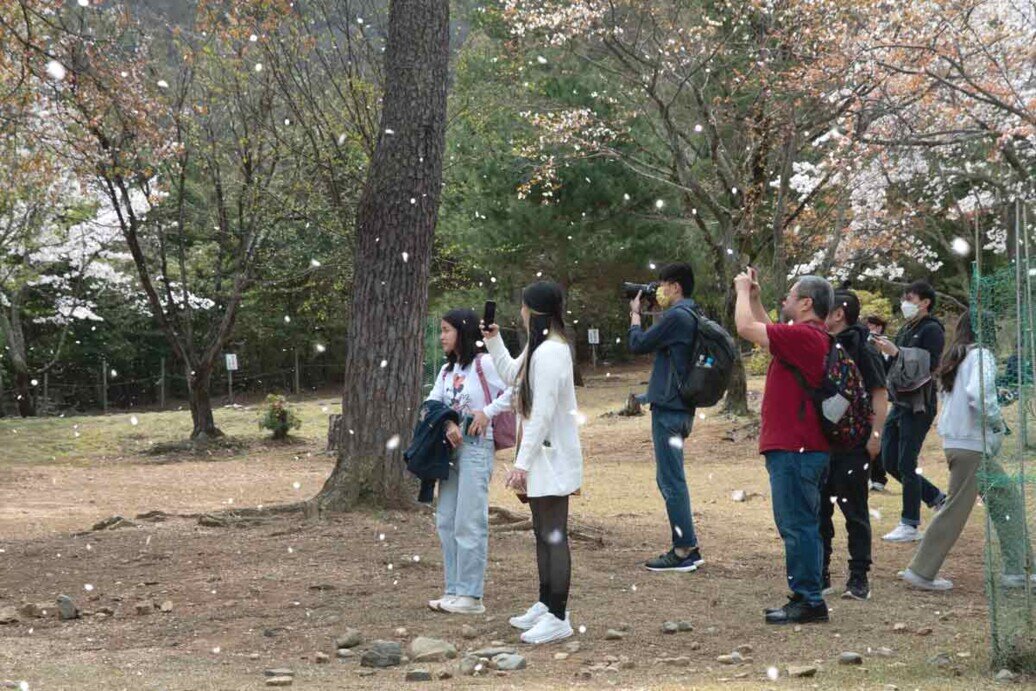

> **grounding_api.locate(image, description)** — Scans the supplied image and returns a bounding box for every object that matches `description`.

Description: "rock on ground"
[471,647,515,658]
[995,669,1018,683]
[56,595,78,621]
[408,637,457,663]
[491,653,526,671]
[405,669,432,682]
[787,665,818,678]
[839,652,864,665]
[264,669,294,677]
[361,641,402,668]
[335,628,363,649]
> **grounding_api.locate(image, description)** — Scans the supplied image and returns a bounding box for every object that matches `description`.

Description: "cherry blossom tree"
[497,0,879,413]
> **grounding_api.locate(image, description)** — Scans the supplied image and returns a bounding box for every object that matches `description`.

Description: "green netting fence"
[974,201,1036,672]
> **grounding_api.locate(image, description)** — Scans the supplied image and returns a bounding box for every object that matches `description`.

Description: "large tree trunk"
[721,284,750,416]
[187,365,222,440]
[14,370,35,418]
[1,298,35,417]
[316,0,450,512]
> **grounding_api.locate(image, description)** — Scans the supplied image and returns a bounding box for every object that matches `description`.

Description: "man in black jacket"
[822,288,888,600]
[872,281,947,542]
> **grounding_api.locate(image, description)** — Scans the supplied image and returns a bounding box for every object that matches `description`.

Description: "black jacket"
[894,315,945,371]
[404,400,461,503]
[892,315,945,411]
[836,323,887,393]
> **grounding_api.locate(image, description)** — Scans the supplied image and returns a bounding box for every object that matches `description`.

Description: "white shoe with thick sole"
[883,524,923,542]
[439,595,486,615]
[509,601,549,630]
[900,568,953,591]
[428,594,456,612]
[520,613,573,645]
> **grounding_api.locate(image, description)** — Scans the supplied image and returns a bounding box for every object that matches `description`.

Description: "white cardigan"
[485,333,583,498]
[937,346,1005,455]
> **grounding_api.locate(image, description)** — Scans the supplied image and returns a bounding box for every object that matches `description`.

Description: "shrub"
[743,345,771,377]
[258,394,302,440]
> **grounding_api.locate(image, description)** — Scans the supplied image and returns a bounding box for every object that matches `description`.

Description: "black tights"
[529,495,571,620]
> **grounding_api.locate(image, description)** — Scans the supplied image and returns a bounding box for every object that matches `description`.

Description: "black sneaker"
[842,572,871,601]
[645,548,704,572]
[765,599,829,625]
[765,593,803,615]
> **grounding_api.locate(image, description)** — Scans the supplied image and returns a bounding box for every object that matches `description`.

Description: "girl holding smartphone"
[481,281,584,644]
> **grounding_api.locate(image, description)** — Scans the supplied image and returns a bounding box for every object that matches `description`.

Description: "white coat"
[485,333,583,498]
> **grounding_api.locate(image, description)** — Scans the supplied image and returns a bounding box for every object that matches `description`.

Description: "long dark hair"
[938,309,996,392]
[516,281,568,418]
[442,308,484,369]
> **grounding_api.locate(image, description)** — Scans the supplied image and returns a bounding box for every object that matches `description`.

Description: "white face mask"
[901,300,920,320]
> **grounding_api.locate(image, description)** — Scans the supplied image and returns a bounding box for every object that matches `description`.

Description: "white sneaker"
[1001,573,1036,589]
[900,568,953,591]
[509,601,549,631]
[520,613,573,645]
[439,595,485,615]
[883,524,923,542]
[870,482,886,493]
[428,594,456,612]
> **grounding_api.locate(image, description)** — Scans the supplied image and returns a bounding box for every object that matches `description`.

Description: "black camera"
[622,281,660,308]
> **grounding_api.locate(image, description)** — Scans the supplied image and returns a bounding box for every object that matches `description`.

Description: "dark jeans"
[821,447,872,577]
[869,451,889,486]
[765,450,830,605]
[881,406,945,526]
[651,407,697,549]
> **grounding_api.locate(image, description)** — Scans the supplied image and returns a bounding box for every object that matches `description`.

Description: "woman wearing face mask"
[872,281,948,543]
[481,281,583,645]
[426,308,513,615]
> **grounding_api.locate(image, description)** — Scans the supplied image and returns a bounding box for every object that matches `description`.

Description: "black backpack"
[668,304,737,408]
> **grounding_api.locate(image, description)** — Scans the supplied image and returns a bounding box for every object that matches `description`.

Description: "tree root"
[489,505,605,546]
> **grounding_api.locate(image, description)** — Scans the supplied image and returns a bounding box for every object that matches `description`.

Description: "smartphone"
[483,300,497,328]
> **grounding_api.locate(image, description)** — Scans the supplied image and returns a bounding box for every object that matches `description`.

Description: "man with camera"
[627,263,704,573]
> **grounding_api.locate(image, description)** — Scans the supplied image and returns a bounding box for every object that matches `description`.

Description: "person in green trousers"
[900,310,1032,590]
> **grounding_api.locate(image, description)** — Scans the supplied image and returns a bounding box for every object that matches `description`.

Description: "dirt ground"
[0,363,1020,690]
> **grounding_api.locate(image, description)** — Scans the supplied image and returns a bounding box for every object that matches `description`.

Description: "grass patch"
[0,396,341,468]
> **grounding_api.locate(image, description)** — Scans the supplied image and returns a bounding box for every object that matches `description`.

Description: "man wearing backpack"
[628,263,703,573]
[734,268,834,624]
[821,288,888,601]
[871,281,947,543]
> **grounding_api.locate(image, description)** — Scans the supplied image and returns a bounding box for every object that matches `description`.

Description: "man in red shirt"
[735,267,834,625]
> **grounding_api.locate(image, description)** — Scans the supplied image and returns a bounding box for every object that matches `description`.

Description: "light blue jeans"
[436,433,495,599]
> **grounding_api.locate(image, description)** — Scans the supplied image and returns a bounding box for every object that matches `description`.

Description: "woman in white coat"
[481,281,583,645]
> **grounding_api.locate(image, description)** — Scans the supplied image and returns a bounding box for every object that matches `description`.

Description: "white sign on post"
[587,328,600,345]
[225,353,239,371]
